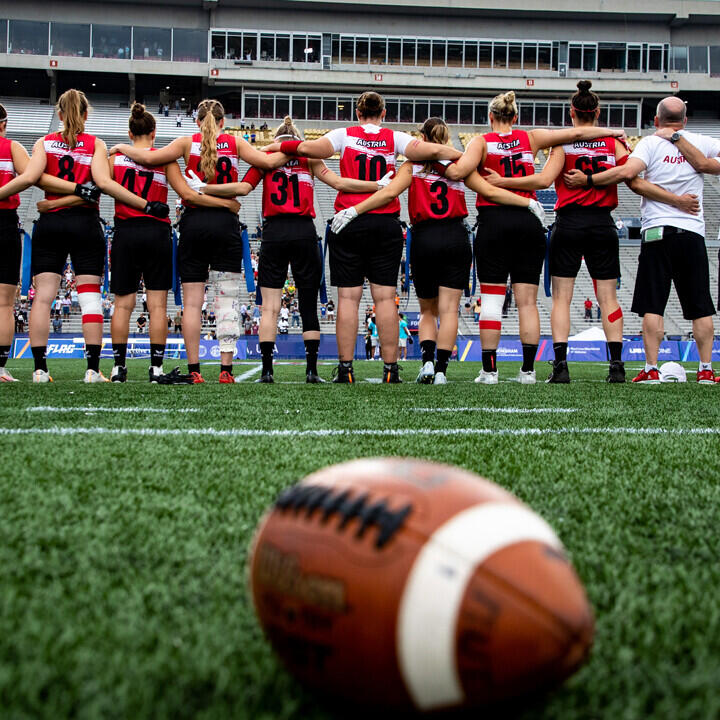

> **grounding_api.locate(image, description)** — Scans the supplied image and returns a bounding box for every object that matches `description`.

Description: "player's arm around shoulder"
[655,129,720,176]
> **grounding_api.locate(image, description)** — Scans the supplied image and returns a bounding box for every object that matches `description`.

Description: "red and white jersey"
[477,129,536,208]
[113,151,170,223]
[184,132,239,208]
[43,131,97,212]
[0,137,19,210]
[325,123,413,214]
[555,137,624,210]
[408,163,467,225]
[242,156,315,218]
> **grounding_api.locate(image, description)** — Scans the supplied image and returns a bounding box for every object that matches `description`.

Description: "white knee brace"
[479,284,504,331]
[210,270,242,353]
[78,283,103,325]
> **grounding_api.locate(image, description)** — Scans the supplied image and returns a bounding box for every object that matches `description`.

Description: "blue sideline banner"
[678,340,720,362]
[621,341,680,362]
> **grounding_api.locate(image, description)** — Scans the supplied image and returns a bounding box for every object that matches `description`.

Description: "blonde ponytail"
[489,90,518,122]
[196,99,225,182]
[57,89,90,149]
[274,115,301,140]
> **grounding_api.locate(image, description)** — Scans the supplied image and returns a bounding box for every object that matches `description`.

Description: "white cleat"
[0,368,19,382]
[512,369,537,385]
[416,361,435,384]
[433,372,447,385]
[32,369,53,383]
[474,370,498,385]
[83,369,110,383]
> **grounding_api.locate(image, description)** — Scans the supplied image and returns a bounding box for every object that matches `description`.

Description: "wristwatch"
[670,132,681,144]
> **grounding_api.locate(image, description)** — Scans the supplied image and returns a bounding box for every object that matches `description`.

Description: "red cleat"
[697,369,717,385]
[219,370,235,384]
[631,368,660,384]
[190,371,205,384]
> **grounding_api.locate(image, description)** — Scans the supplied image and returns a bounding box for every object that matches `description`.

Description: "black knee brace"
[298,288,320,332]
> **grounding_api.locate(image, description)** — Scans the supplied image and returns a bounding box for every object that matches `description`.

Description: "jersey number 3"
[429,180,449,215]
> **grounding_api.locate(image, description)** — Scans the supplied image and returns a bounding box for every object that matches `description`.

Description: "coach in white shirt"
[565,96,720,384]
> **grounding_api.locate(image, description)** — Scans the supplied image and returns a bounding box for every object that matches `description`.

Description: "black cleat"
[606,360,626,384]
[332,363,355,384]
[382,363,402,384]
[155,367,194,384]
[306,372,326,384]
[546,360,570,384]
[111,365,127,383]
[255,371,274,383]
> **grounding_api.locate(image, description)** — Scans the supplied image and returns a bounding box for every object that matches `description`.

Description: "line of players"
[0,83,714,384]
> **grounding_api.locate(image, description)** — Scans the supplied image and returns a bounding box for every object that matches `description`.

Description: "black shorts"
[550,206,620,280]
[111,217,172,296]
[178,207,243,283]
[0,210,21,286]
[328,213,403,288]
[410,218,472,299]
[631,227,716,320]
[475,206,546,285]
[258,216,321,289]
[31,208,105,277]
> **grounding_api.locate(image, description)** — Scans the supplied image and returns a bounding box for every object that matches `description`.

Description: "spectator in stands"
[291,304,301,328]
[52,314,62,333]
[62,293,71,319]
[70,287,79,313]
[167,315,172,331]
[63,265,74,288]
[326,299,335,321]
[368,315,380,360]
[28,285,35,307]
[473,297,481,323]
[502,283,513,317]
[584,297,593,322]
[597,304,602,322]
[15,307,25,333]
[244,316,253,335]
[365,325,373,360]
[398,312,410,360]
[174,310,182,334]
[136,313,147,334]
[176,114,182,128]
[141,291,148,313]
[207,310,216,327]
[565,95,719,384]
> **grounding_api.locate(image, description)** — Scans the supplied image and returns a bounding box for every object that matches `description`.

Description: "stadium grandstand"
[2,0,719,339]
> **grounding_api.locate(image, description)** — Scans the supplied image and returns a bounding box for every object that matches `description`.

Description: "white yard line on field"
[1,426,719,438]
[234,364,263,382]
[408,407,578,414]
[25,406,199,414]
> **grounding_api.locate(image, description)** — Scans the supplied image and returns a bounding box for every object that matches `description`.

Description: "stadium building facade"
[1,0,720,128]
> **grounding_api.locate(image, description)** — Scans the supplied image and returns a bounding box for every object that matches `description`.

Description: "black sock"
[521,344,537,372]
[340,360,353,369]
[435,349,451,375]
[86,344,101,372]
[260,341,275,374]
[420,339,436,364]
[188,362,200,375]
[112,343,127,367]
[0,345,9,368]
[32,346,48,372]
[150,344,165,367]
[304,338,319,374]
[383,362,398,373]
[607,341,622,363]
[553,342,568,364]
[220,364,232,374]
[482,349,496,372]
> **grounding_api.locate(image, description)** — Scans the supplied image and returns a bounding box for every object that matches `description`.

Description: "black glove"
[143,201,169,219]
[73,182,100,203]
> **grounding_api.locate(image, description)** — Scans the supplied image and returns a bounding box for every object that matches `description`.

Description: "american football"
[250,458,594,713]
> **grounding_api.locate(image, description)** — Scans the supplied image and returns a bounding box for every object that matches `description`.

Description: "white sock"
[644,363,657,372]
[699,362,712,372]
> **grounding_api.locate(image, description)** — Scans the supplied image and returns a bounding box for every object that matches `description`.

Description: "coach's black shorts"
[31,208,105,277]
[410,218,472,299]
[550,205,620,280]
[328,213,403,287]
[111,217,172,296]
[178,207,243,283]
[475,206,546,285]
[0,209,21,286]
[258,216,321,289]
[631,227,715,320]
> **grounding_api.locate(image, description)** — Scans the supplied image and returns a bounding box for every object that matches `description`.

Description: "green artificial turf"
[1,358,719,720]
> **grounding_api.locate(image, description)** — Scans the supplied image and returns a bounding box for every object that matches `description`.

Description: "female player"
[110,99,287,384]
[41,102,241,384]
[190,116,388,383]
[332,117,545,385]
[483,81,697,384]
[445,90,627,385]
[264,91,463,384]
[0,103,30,382]
[0,89,166,383]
